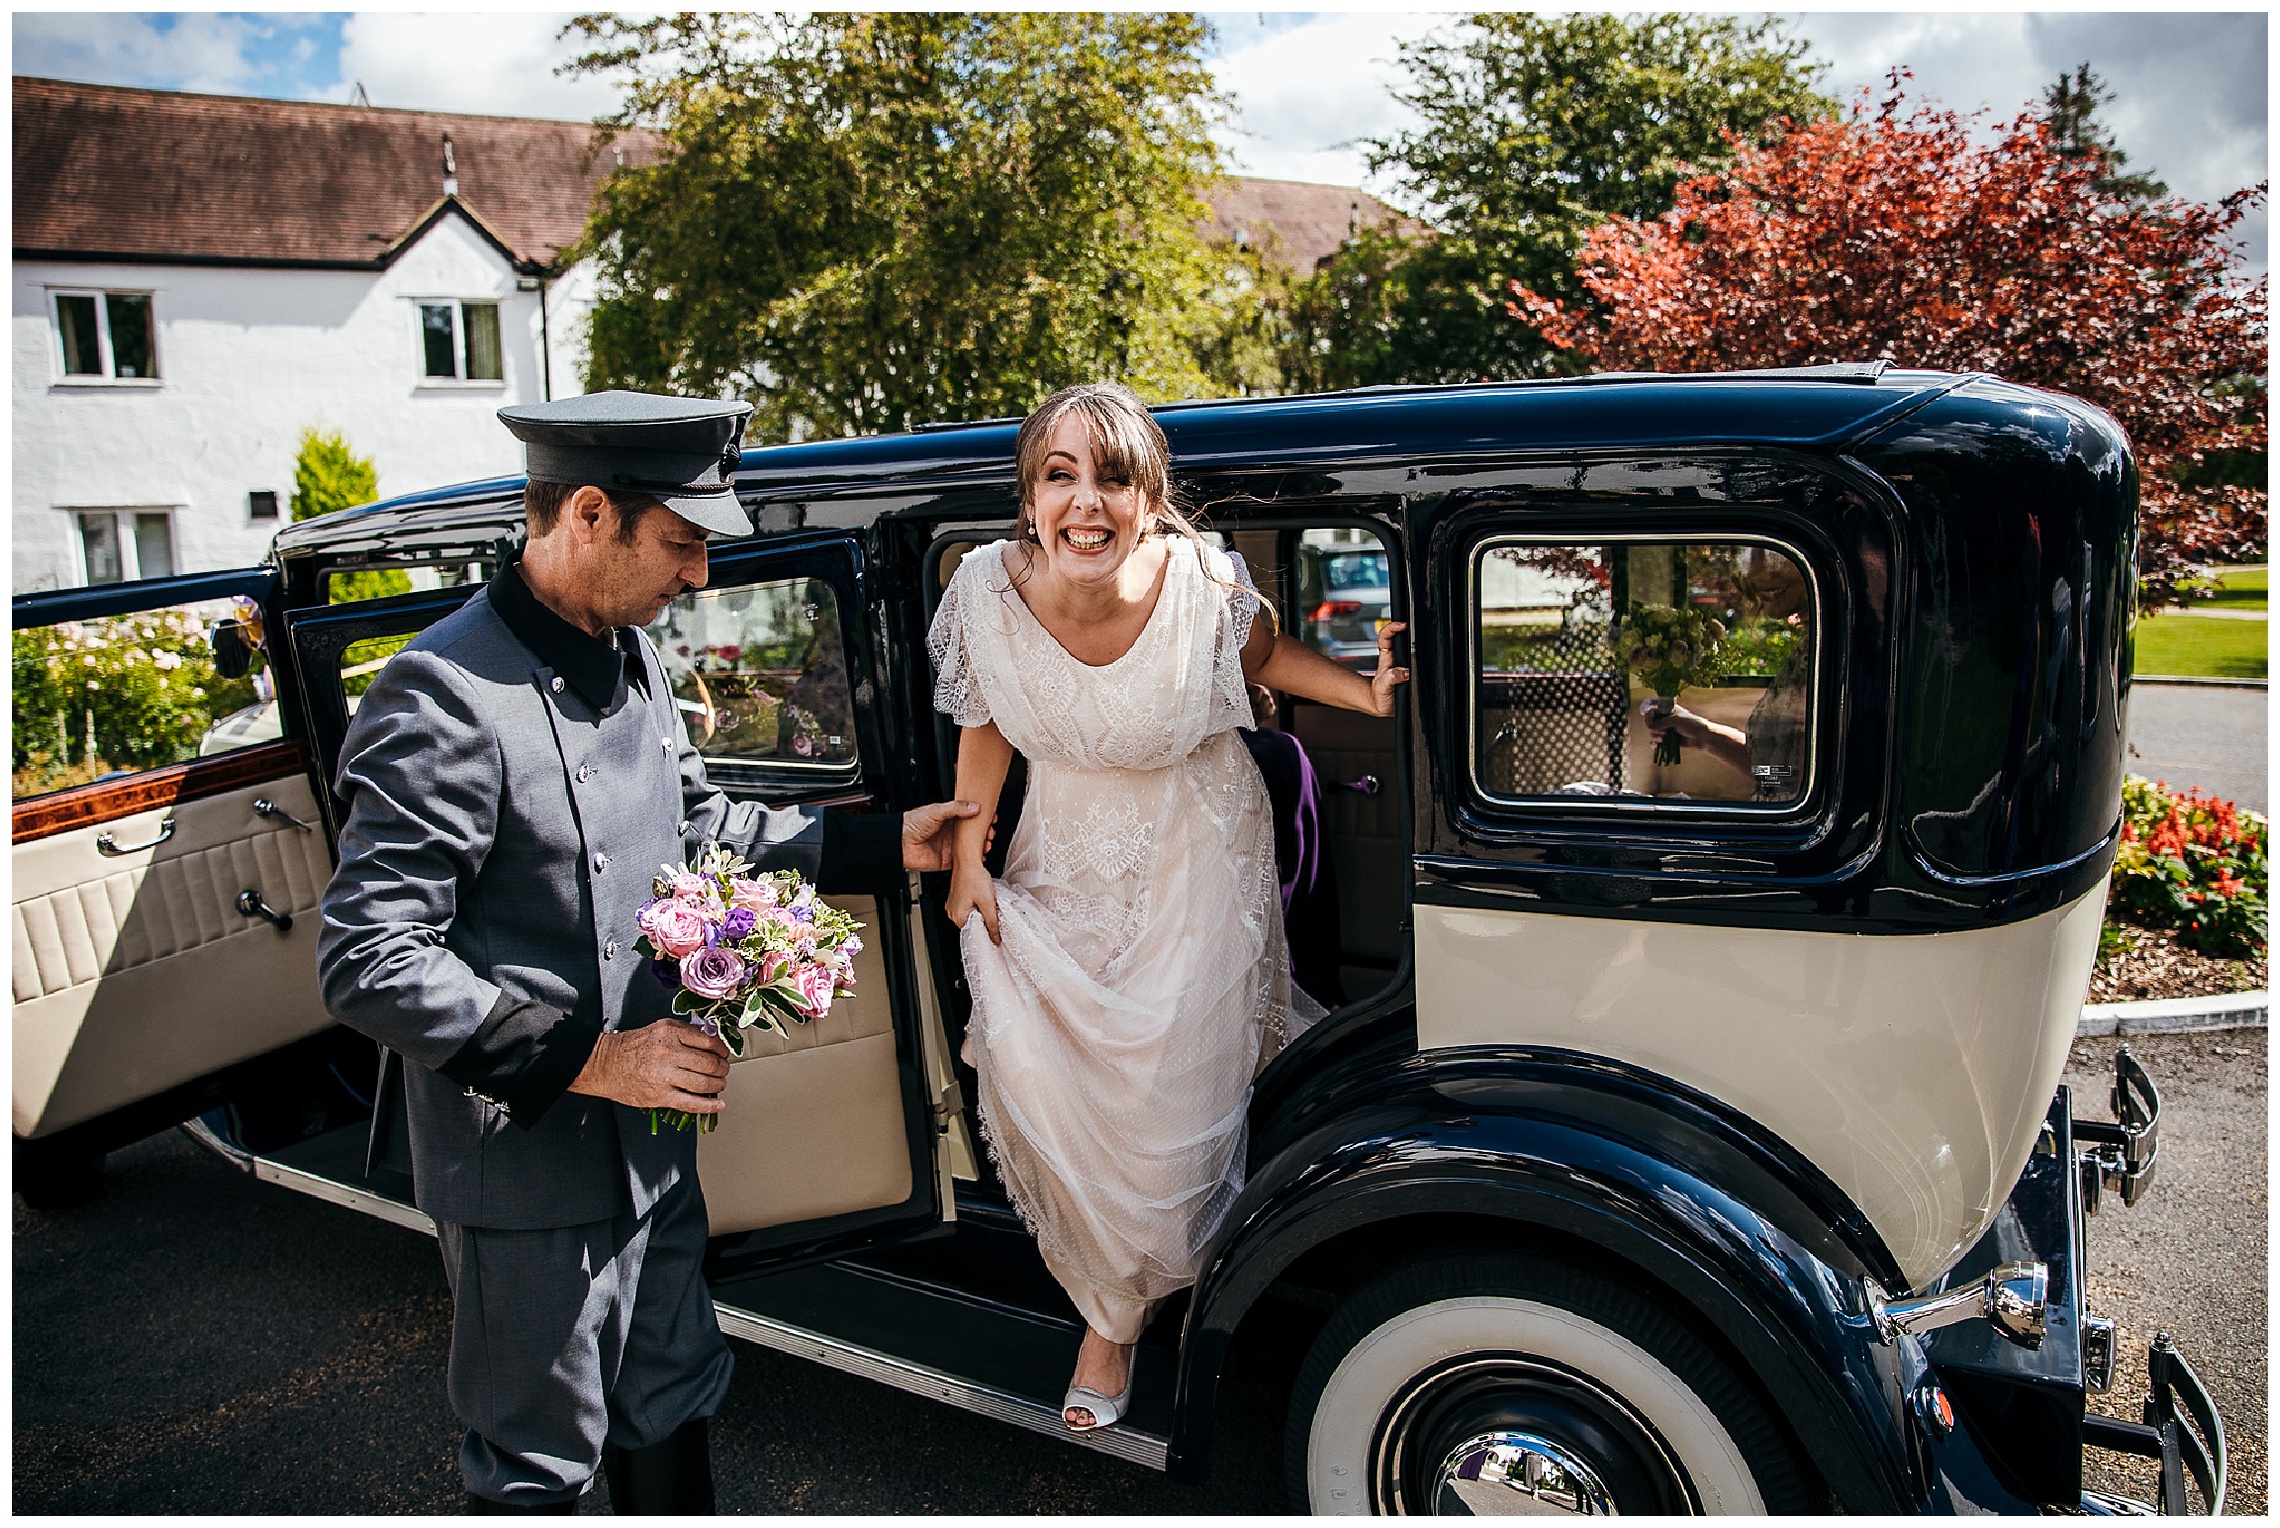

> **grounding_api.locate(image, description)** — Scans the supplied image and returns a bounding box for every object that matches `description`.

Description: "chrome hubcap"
[1434,1431,1619,1516]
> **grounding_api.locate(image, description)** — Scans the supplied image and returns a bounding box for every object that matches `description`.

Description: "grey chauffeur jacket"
[316,564,899,1230]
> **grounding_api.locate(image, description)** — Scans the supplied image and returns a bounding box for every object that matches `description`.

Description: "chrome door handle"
[253,798,314,833]
[236,889,293,934]
[1340,774,1382,796]
[97,816,174,856]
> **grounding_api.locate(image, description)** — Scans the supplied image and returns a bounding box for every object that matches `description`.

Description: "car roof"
[275,364,1974,562]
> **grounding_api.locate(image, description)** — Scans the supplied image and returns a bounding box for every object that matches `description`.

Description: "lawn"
[2135,564,2268,680]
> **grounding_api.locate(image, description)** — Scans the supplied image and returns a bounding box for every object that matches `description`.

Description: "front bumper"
[1919,1047,2226,1514]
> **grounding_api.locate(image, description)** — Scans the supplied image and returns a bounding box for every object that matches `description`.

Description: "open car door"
[269,528,966,1276]
[12,568,342,1198]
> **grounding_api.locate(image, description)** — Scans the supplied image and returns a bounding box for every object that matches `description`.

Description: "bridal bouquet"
[634,843,865,1133]
[1619,601,1728,766]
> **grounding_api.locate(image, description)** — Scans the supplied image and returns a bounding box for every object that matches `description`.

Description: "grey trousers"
[434,1169,733,1507]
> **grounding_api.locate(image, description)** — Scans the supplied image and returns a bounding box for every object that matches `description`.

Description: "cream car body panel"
[1414,882,2107,1288]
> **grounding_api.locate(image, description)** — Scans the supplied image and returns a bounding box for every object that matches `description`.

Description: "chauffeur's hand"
[901,799,982,872]
[568,1020,731,1115]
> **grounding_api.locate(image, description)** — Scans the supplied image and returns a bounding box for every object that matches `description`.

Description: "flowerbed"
[2106,775,2267,963]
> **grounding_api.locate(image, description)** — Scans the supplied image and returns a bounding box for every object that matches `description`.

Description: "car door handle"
[253,797,315,833]
[97,816,175,855]
[1339,774,1382,796]
[236,889,293,934]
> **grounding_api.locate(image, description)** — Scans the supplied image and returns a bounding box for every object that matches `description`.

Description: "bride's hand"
[946,860,1001,945]
[1368,622,1412,717]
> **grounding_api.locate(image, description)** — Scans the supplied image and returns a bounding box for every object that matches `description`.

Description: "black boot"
[603,1416,715,1515]
[464,1491,576,1513]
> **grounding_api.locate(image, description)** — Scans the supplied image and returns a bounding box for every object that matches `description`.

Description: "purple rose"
[720,907,757,943]
[680,945,747,1000]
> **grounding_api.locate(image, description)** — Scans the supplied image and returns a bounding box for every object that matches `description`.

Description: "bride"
[928,383,1408,1430]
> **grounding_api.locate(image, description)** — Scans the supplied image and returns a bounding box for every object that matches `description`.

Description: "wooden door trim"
[11,739,311,845]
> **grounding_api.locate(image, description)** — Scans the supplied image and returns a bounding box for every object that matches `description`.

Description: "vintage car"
[11,363,2226,1514]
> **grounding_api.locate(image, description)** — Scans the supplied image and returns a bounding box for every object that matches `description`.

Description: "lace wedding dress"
[929,537,1321,1342]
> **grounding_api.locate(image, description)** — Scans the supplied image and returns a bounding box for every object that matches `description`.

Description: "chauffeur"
[316,391,977,1513]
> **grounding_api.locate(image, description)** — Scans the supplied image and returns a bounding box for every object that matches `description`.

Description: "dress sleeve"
[1223,548,1267,653]
[927,547,994,729]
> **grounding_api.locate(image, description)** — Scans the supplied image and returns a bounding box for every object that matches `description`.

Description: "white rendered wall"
[12,210,602,593]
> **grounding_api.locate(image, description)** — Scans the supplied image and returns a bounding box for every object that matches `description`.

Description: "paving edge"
[2132,675,2267,689]
[2079,989,2269,1036]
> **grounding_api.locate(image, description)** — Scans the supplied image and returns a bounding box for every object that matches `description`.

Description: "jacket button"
[576,764,592,784]
[604,939,619,960]
[677,820,692,835]
[593,852,610,873]
[550,676,565,693]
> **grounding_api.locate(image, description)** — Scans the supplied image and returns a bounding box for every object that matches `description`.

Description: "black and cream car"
[10,365,2223,1514]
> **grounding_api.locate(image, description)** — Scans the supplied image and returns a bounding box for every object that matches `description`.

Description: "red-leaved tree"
[1511,76,2267,599]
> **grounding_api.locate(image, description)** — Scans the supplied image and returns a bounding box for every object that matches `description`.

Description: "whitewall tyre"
[1284,1254,1813,1514]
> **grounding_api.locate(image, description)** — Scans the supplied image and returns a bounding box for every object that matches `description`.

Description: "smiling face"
[1027,410,1153,588]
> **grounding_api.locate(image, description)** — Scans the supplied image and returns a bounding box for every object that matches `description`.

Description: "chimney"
[1349,201,1361,238]
[442,133,458,198]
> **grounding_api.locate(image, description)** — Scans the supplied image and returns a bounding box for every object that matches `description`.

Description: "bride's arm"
[1243,619,1411,718]
[946,721,1013,943]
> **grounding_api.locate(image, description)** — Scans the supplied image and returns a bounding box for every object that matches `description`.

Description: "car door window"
[1294,527,1394,668]
[1473,538,1817,807]
[13,595,279,799]
[647,577,861,794]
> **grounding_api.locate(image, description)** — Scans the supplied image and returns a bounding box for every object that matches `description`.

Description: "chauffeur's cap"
[498,390,755,538]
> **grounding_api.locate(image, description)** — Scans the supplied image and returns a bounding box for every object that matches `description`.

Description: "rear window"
[1472,537,1817,808]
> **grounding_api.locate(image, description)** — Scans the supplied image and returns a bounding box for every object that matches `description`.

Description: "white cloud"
[13,12,314,98]
[1208,12,1449,193]
[337,12,624,120]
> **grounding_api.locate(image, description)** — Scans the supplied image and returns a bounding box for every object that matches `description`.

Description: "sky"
[12,9,2269,262]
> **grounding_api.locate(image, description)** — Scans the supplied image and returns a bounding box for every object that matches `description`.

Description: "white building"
[12,78,1413,594]
[11,79,637,592]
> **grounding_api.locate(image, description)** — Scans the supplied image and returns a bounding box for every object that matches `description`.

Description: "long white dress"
[928,537,1317,1342]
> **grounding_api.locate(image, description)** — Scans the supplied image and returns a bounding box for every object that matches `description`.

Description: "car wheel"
[1285,1253,1811,1514]
[15,1137,106,1211]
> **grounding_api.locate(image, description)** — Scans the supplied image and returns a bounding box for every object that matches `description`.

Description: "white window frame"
[49,287,162,386]
[411,298,506,388]
[70,507,179,587]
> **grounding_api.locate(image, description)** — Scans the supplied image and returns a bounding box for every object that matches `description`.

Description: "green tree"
[2041,63,2168,202]
[291,428,407,601]
[1291,13,1833,386]
[565,12,1258,437]
[291,427,378,522]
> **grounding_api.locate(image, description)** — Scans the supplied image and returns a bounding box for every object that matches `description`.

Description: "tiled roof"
[13,77,659,271]
[1205,177,1421,273]
[14,78,1415,277]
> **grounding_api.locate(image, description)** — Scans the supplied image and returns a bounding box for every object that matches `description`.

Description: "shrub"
[2110,775,2267,957]
[291,427,379,523]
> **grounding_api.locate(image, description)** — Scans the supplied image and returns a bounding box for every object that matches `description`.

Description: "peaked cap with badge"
[318,388,903,1512]
[498,390,755,538]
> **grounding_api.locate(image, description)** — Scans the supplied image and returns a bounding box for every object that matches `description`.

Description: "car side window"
[647,578,860,788]
[1295,527,1394,669]
[1473,538,1816,807]
[11,598,277,799]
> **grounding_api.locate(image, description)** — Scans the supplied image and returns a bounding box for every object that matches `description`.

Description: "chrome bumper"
[2081,1333,2229,1515]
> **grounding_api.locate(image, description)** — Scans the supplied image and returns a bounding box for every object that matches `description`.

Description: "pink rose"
[789,962,838,1018]
[680,946,747,1001]
[661,867,707,898]
[640,899,709,959]
[755,950,788,985]
[728,877,778,913]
